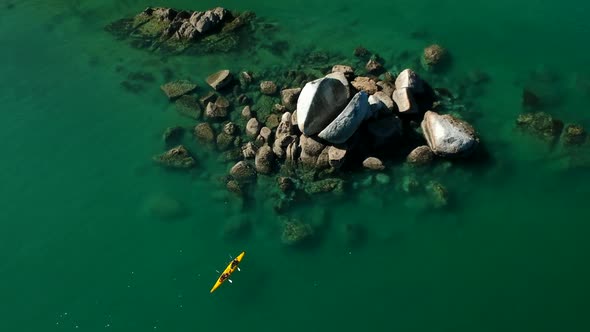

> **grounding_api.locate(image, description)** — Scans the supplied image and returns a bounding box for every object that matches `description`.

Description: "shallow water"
[1,1,590,331]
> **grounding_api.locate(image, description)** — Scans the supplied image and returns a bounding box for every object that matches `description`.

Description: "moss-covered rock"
[516,112,563,143]
[153,145,196,169]
[422,44,450,71]
[426,181,449,208]
[562,124,587,146]
[160,80,197,99]
[281,219,314,246]
[162,126,185,145]
[194,122,215,143]
[174,95,202,119]
[304,178,344,194]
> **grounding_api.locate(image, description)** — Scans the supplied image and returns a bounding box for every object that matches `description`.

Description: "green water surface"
[1,1,590,331]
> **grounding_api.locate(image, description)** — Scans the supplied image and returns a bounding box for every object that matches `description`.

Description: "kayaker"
[219,272,230,282]
[230,258,240,268]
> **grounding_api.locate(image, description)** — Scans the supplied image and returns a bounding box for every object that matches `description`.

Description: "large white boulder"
[296,72,350,135]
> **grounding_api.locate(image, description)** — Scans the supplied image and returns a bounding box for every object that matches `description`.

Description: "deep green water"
[2,1,590,331]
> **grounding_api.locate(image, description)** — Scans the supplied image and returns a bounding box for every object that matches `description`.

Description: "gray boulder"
[421,111,479,157]
[296,73,350,135]
[318,91,370,144]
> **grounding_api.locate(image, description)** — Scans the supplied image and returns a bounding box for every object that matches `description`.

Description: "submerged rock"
[422,44,449,71]
[194,122,215,143]
[562,124,587,146]
[174,95,202,119]
[260,80,278,95]
[421,111,479,157]
[304,178,344,194]
[153,145,196,169]
[297,73,350,135]
[426,181,449,208]
[516,112,563,143]
[163,126,185,145]
[160,80,197,99]
[143,193,187,221]
[281,219,314,246]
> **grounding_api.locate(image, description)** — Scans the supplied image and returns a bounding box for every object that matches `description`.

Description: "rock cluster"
[105,6,257,54]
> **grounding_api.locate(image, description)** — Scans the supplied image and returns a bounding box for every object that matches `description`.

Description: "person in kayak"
[219,272,230,282]
[230,258,240,269]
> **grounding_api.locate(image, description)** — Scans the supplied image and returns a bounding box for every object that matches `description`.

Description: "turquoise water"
[1,1,590,331]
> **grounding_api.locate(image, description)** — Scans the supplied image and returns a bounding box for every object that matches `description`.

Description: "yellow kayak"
[210,251,245,293]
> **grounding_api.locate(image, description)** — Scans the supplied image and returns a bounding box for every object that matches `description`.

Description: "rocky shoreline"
[109,6,588,247]
[105,6,262,55]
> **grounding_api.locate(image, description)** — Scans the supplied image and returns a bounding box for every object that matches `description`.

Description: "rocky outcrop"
[318,91,370,144]
[160,80,197,99]
[153,145,196,169]
[296,73,350,135]
[194,123,215,143]
[281,219,314,246]
[516,112,564,143]
[422,44,449,71]
[562,124,587,146]
[421,111,479,157]
[105,7,257,55]
[175,95,202,119]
